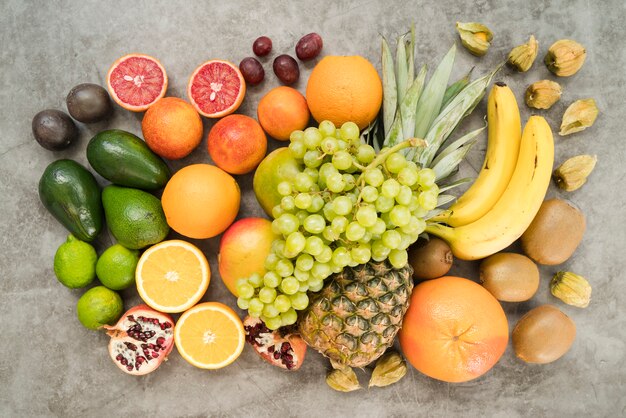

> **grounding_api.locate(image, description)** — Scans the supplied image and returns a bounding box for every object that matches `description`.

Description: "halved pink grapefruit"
[187,60,246,118]
[107,54,168,112]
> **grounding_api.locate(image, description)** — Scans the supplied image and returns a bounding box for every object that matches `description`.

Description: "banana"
[426,115,554,260]
[431,82,522,227]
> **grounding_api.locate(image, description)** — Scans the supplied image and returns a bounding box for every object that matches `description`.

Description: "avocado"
[102,185,169,249]
[87,129,170,190]
[38,159,103,241]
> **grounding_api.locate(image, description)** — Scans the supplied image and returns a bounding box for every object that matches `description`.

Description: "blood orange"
[106,54,168,112]
[187,60,246,118]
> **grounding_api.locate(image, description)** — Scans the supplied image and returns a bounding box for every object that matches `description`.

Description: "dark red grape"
[273,55,300,85]
[239,57,265,85]
[295,33,323,61]
[253,36,273,57]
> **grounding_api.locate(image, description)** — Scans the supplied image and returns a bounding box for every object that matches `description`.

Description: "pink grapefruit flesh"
[187,60,246,118]
[107,54,168,112]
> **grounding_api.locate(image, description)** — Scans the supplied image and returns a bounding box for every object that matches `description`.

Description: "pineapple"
[297,28,499,369]
[298,261,413,368]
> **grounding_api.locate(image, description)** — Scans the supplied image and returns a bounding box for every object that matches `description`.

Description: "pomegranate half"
[104,304,174,375]
[243,316,307,371]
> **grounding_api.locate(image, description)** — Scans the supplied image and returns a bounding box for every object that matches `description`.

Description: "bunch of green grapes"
[236,120,439,329]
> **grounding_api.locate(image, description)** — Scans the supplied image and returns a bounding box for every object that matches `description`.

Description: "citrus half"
[107,54,168,112]
[187,60,246,118]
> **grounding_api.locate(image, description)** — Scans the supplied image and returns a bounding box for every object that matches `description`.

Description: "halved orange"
[136,240,210,313]
[174,302,245,369]
[107,53,168,112]
[187,59,246,118]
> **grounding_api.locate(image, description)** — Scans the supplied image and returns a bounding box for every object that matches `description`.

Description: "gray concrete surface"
[1,0,625,416]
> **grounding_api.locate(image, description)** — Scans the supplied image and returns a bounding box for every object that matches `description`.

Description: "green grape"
[381,178,401,198]
[288,140,306,159]
[235,277,248,289]
[371,239,391,261]
[309,279,324,292]
[236,282,255,299]
[345,221,366,241]
[389,205,411,227]
[322,226,339,242]
[347,190,359,204]
[361,185,378,202]
[395,185,413,206]
[248,272,264,287]
[321,136,339,154]
[319,120,336,137]
[356,205,378,227]
[298,282,309,292]
[375,195,395,213]
[364,168,384,187]
[308,195,325,213]
[331,216,349,233]
[356,144,376,164]
[285,231,306,257]
[398,232,414,250]
[331,246,351,267]
[290,130,305,142]
[280,195,295,211]
[263,271,281,288]
[281,308,298,326]
[263,303,280,319]
[277,213,299,235]
[332,196,353,215]
[368,218,387,235]
[275,258,294,277]
[280,276,299,295]
[358,231,372,244]
[416,168,436,186]
[332,151,353,171]
[271,205,284,218]
[294,172,314,192]
[382,229,402,249]
[418,190,438,211]
[295,253,314,271]
[343,174,356,191]
[315,246,333,263]
[249,297,264,313]
[319,162,338,181]
[340,121,360,141]
[294,193,312,210]
[303,167,319,182]
[397,166,418,186]
[388,248,408,268]
[304,127,323,149]
[296,210,309,223]
[385,153,407,173]
[274,294,291,313]
[277,181,292,196]
[350,244,372,264]
[259,287,277,304]
[381,212,394,229]
[401,216,426,235]
[311,261,331,279]
[408,195,420,211]
[236,297,250,310]
[331,263,343,273]
[294,268,310,283]
[322,202,337,221]
[290,292,310,310]
[304,236,324,256]
[336,139,348,150]
[303,214,326,234]
[271,219,282,235]
[326,172,345,193]
[303,149,323,168]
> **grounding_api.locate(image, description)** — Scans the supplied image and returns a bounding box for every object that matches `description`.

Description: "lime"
[76,286,123,330]
[53,234,97,288]
[96,244,139,290]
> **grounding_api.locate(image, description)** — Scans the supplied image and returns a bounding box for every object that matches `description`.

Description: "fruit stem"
[358,138,427,181]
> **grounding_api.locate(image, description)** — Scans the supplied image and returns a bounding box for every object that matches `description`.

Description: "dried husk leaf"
[326,366,361,392]
[508,35,539,72]
[551,271,592,308]
[525,80,562,109]
[456,22,493,56]
[545,39,586,76]
[553,154,597,191]
[369,352,407,388]
[559,98,599,136]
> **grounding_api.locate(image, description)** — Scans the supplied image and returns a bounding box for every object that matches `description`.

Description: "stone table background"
[1,0,625,416]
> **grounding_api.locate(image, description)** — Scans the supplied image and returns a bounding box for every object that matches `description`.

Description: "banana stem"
[357,138,427,182]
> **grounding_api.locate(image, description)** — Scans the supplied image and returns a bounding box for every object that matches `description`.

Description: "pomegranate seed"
[152,352,159,358]
[281,343,291,353]
[160,323,166,330]
[136,356,145,363]
[268,346,274,353]
[116,354,123,361]
[126,365,134,371]
[156,337,166,346]
[273,352,280,359]
[120,358,128,366]
[141,344,148,349]
[127,315,135,322]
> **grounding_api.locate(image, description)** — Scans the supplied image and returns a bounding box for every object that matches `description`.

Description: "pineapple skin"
[298,261,414,368]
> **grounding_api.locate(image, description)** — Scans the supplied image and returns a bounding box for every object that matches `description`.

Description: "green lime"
[96,244,139,290]
[76,286,123,330]
[53,234,97,288]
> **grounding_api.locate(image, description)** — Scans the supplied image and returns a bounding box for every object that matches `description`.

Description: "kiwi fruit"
[407,237,453,280]
[479,252,539,302]
[521,199,585,265]
[512,305,576,364]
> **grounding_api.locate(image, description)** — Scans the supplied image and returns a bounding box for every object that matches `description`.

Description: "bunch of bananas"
[427,82,555,260]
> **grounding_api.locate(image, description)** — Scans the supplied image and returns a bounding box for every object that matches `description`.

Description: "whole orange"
[208,115,267,175]
[257,86,310,141]
[218,217,278,296]
[306,56,382,130]
[161,164,240,239]
[142,97,203,160]
[399,276,509,383]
